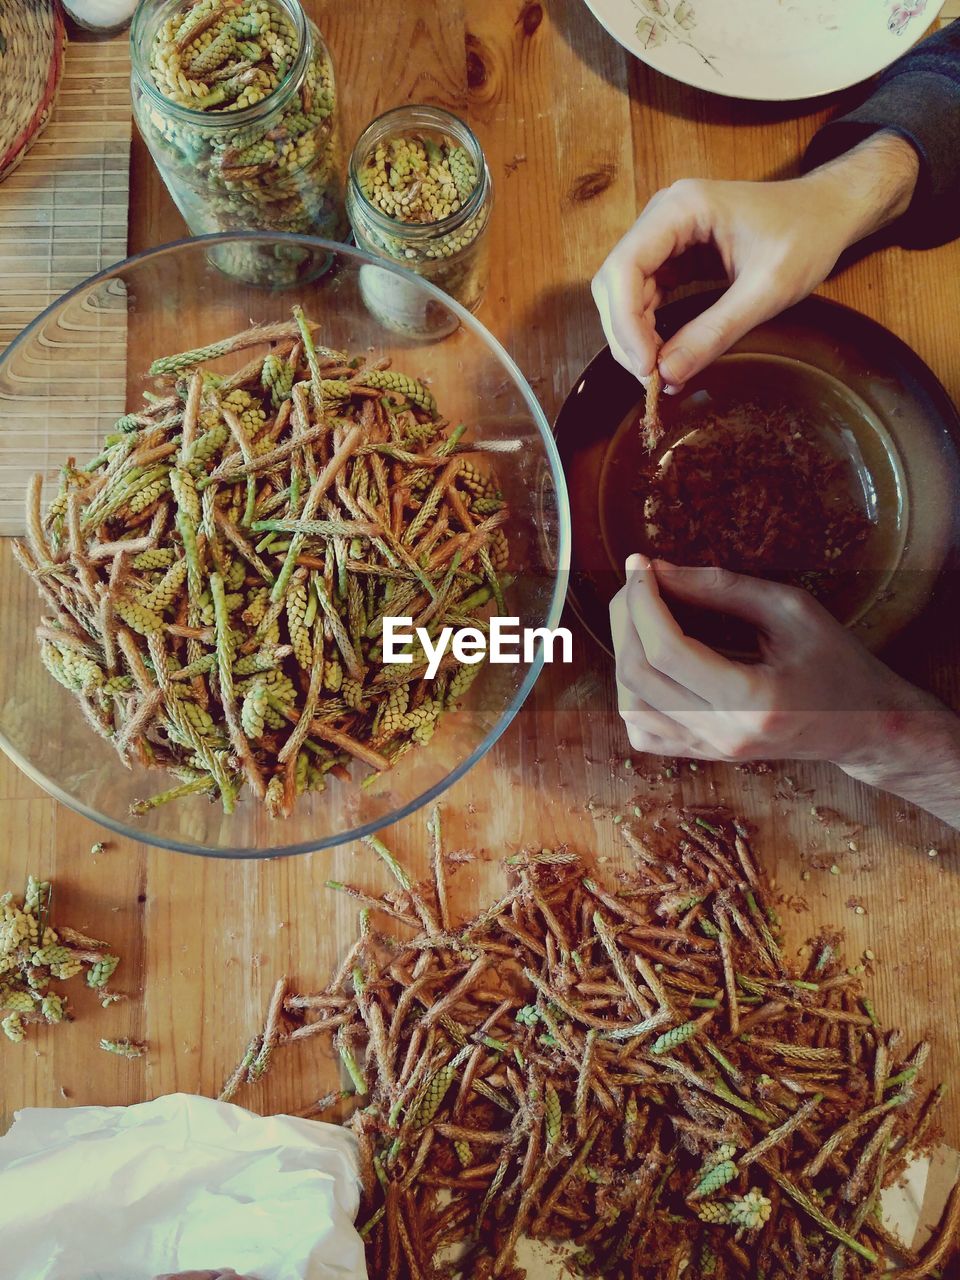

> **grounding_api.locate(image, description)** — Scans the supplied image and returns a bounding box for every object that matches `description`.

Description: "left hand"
[610,554,926,767]
[590,175,852,391]
[590,134,920,393]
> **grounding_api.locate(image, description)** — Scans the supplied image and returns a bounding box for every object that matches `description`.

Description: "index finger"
[594,269,659,380]
[625,554,753,705]
[610,580,646,712]
[609,188,700,277]
[596,193,702,379]
[592,276,647,380]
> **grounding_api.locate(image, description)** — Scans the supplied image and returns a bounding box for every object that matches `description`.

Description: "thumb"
[652,561,814,644]
[657,274,776,387]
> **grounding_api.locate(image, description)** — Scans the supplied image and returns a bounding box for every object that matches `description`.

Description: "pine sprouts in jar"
[347,105,493,337]
[131,0,347,283]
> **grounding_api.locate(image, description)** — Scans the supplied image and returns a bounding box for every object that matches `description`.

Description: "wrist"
[836,695,960,829]
[803,130,920,250]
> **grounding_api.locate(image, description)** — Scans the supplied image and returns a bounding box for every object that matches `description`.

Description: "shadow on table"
[497,278,600,419]
[548,0,866,135]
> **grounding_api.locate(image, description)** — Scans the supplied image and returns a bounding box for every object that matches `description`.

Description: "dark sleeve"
[803,23,960,247]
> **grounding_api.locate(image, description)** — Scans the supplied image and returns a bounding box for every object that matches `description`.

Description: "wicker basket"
[0,0,66,184]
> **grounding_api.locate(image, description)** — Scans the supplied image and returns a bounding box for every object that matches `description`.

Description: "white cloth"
[0,1093,368,1280]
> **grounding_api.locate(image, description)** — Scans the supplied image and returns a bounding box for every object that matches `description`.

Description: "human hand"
[592,133,919,391]
[610,554,931,768]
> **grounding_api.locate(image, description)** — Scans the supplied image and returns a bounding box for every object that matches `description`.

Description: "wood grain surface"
[2,0,958,1156]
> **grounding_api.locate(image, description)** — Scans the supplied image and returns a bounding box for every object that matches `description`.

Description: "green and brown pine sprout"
[0,875,121,1043]
[15,311,511,820]
[99,1036,148,1059]
[358,133,479,228]
[218,807,957,1279]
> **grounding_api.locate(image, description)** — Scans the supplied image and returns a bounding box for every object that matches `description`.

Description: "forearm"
[801,131,919,250]
[837,700,960,831]
[803,23,960,247]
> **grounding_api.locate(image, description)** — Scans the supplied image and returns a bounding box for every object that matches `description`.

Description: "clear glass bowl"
[0,234,570,858]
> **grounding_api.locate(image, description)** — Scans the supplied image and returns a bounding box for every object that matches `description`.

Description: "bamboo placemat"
[0,33,131,534]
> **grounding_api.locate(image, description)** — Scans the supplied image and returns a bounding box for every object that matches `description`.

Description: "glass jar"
[130,0,347,283]
[346,105,493,338]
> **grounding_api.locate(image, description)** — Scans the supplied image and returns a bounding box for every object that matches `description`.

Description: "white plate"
[581,0,946,100]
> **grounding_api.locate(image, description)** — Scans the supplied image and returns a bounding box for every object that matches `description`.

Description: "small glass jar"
[346,105,493,338]
[130,0,347,283]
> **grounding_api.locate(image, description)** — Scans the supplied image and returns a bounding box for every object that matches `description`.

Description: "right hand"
[591,134,919,392]
[609,555,929,768]
[609,554,960,831]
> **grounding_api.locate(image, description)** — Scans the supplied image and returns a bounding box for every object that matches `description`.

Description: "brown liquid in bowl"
[599,355,906,654]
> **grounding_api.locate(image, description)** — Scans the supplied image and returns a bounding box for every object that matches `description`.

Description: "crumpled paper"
[0,1090,953,1279]
[0,1093,368,1280]
[881,1143,960,1254]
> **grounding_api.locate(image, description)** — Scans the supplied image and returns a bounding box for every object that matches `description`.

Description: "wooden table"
[2,0,959,1156]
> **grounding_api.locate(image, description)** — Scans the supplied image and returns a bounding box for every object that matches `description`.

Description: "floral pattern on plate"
[584,0,945,100]
[633,0,720,75]
[888,0,928,34]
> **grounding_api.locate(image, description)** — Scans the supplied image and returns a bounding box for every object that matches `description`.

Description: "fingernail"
[651,558,677,572]
[659,346,692,386]
[625,553,649,573]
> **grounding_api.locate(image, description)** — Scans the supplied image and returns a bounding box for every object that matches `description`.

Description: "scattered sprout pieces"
[222,807,952,1279]
[0,875,121,1043]
[99,1037,147,1059]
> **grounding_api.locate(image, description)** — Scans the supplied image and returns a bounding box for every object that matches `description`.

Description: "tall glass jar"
[130,0,346,283]
[346,105,493,338]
